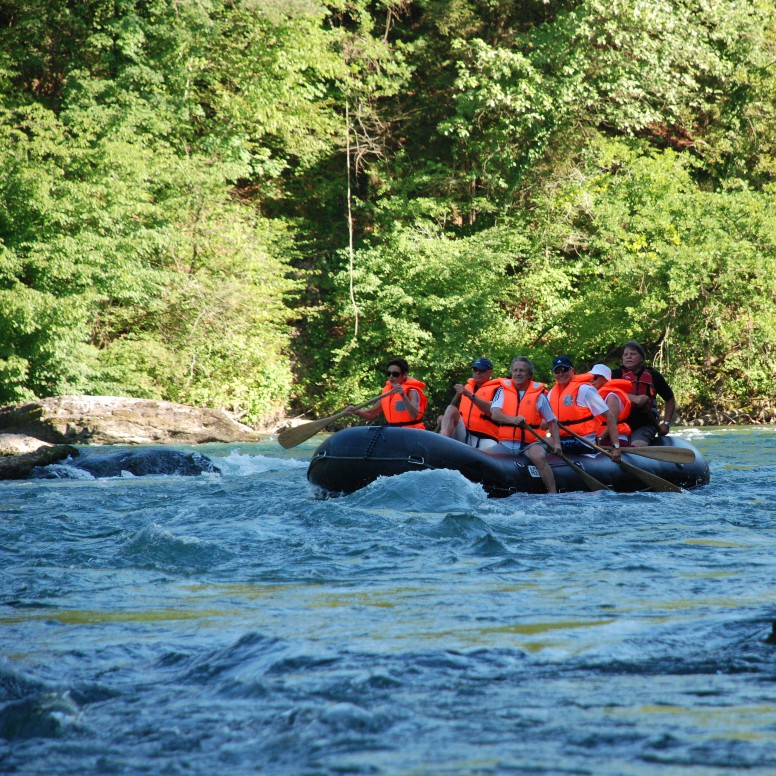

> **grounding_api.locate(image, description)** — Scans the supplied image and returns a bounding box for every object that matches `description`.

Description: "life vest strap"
[560,414,594,427]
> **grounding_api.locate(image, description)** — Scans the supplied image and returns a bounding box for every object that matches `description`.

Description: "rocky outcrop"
[679,406,776,426]
[0,396,261,446]
[0,435,79,480]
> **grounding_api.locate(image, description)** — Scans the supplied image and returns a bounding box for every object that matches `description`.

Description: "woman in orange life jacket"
[546,356,622,461]
[611,340,675,447]
[489,356,562,494]
[346,357,427,429]
[588,363,632,446]
[439,356,500,450]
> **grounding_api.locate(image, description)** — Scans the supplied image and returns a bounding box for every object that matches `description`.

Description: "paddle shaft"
[555,421,681,492]
[277,389,399,449]
[518,422,611,492]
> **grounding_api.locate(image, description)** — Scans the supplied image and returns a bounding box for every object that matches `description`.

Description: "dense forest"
[1,0,775,425]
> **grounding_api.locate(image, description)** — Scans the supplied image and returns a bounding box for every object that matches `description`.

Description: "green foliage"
[0,0,320,422]
[1,0,775,425]
[526,137,776,412]
[300,222,533,415]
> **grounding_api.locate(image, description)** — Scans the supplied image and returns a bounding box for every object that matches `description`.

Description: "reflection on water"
[1,427,776,774]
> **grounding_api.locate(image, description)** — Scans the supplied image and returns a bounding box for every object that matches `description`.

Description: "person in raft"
[611,340,675,447]
[346,358,427,429]
[546,356,622,461]
[439,356,499,449]
[588,363,632,447]
[489,356,562,494]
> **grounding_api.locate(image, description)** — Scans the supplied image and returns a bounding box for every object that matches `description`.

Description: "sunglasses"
[553,366,571,374]
[386,370,401,377]
[472,367,489,373]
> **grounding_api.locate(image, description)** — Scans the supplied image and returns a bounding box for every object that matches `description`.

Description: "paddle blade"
[614,446,696,464]
[616,459,682,492]
[277,417,332,449]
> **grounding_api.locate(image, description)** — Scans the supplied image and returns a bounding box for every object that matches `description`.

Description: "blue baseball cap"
[552,356,574,369]
[471,357,494,370]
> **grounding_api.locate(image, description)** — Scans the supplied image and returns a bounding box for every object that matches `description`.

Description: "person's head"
[471,356,494,385]
[509,356,534,387]
[552,355,574,385]
[621,341,646,371]
[589,363,611,389]
[386,358,409,385]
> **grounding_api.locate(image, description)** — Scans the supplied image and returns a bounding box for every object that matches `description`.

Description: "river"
[1,426,775,774]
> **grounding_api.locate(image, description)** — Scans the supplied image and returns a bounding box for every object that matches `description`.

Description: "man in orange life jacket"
[346,357,427,429]
[611,340,675,447]
[588,363,631,446]
[547,356,622,461]
[489,356,562,494]
[439,357,499,450]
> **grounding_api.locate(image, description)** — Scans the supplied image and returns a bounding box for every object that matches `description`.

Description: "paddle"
[277,388,399,449]
[556,422,682,493]
[518,422,611,492]
[599,445,695,464]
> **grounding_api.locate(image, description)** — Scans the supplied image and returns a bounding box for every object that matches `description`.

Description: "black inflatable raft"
[306,427,710,497]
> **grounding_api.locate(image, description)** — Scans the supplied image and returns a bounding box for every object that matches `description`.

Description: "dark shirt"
[612,365,674,430]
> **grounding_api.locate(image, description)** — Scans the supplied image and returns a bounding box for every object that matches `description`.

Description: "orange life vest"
[459,378,499,440]
[381,377,427,429]
[596,378,632,439]
[494,379,547,444]
[548,379,599,437]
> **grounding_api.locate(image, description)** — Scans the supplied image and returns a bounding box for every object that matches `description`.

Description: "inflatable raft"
[307,426,710,497]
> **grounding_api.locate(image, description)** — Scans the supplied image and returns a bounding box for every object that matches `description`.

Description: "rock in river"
[0,395,260,445]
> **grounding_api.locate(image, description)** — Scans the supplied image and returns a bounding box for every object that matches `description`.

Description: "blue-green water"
[1,426,775,775]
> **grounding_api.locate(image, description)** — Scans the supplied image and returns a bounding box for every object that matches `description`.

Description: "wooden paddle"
[599,445,695,464]
[277,388,398,449]
[556,422,681,493]
[518,422,611,492]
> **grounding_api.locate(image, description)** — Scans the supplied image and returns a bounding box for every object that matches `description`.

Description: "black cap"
[552,356,574,369]
[471,357,494,370]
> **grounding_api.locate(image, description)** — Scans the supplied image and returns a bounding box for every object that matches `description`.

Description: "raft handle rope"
[363,426,385,459]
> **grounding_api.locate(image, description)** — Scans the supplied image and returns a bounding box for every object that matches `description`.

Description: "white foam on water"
[214,450,308,477]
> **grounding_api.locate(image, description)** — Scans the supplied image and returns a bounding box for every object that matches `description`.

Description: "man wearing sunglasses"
[547,356,622,460]
[439,357,499,449]
[347,357,427,429]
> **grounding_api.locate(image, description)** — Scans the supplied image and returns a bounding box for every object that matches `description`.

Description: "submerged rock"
[36,447,221,479]
[0,395,260,445]
[0,434,79,480]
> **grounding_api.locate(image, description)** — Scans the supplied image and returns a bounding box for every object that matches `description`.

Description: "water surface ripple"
[1,427,775,774]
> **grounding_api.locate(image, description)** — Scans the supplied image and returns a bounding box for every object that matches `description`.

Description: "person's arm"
[653,371,676,435]
[490,407,524,426]
[399,387,421,420]
[537,394,561,453]
[583,387,621,459]
[353,403,382,420]
[604,395,624,457]
[658,396,675,435]
[602,408,622,460]
[461,386,493,415]
[490,387,525,427]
